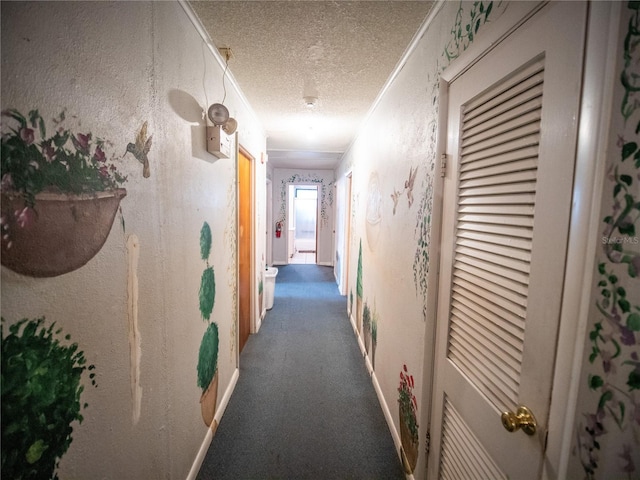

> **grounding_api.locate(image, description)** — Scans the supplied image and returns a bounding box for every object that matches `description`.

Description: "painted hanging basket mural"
[0,109,128,277]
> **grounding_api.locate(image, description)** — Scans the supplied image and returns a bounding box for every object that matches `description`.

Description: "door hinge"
[440,153,447,178]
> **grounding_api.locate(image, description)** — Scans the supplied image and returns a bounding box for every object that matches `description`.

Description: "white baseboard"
[186,368,240,480]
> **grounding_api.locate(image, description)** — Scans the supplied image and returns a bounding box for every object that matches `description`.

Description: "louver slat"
[440,397,507,480]
[447,59,543,413]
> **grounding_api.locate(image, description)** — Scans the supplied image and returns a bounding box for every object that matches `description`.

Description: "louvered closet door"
[428,2,586,479]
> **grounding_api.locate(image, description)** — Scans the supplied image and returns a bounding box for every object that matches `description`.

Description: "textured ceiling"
[189,1,434,169]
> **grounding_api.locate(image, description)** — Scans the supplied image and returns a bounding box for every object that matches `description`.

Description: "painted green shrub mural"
[356,239,363,333]
[196,221,219,427]
[575,3,640,477]
[1,317,96,480]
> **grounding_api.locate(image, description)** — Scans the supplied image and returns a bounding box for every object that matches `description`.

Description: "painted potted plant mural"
[356,239,363,333]
[370,311,377,369]
[196,222,219,428]
[363,302,371,354]
[1,317,97,479]
[0,109,128,277]
[398,364,419,474]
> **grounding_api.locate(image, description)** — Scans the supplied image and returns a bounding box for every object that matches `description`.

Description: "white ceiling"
[189,0,435,169]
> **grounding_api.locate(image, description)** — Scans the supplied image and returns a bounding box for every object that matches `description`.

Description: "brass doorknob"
[501,406,537,435]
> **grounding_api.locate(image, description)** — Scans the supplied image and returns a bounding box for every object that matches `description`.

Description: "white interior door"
[429,3,587,478]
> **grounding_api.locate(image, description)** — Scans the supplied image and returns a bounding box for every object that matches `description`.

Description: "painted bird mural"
[391,188,402,215]
[404,165,418,207]
[125,121,152,178]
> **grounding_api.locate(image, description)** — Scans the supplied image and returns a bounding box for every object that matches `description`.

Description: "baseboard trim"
[186,367,240,480]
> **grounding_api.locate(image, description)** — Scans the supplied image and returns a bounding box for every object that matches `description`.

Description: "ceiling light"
[303,96,318,108]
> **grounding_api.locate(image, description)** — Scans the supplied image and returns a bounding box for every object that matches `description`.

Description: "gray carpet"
[197,264,405,480]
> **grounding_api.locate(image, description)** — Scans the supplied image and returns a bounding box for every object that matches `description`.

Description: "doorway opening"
[287,185,318,265]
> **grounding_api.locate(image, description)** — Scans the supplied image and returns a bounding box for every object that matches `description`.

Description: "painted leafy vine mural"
[277,173,333,228]
[413,1,500,320]
[575,3,640,478]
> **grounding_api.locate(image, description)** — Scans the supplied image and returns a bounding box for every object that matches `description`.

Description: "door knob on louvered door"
[501,406,537,435]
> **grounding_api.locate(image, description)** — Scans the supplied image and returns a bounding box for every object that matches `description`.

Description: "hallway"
[197,265,404,479]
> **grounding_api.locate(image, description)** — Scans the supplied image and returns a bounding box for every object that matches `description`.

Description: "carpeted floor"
[196,264,405,480]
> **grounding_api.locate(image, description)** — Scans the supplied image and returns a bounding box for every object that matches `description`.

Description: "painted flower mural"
[398,364,419,474]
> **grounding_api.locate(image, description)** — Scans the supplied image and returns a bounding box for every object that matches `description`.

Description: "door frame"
[423,2,620,478]
[286,182,320,264]
[238,145,255,354]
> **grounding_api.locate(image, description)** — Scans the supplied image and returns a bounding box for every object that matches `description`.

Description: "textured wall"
[1,2,266,478]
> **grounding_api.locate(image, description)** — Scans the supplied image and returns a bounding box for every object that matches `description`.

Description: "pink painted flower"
[1,173,14,191]
[43,142,56,162]
[93,145,106,163]
[99,165,109,178]
[15,206,36,228]
[19,127,34,145]
[72,132,91,154]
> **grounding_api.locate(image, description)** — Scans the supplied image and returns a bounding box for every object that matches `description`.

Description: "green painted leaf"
[589,375,604,390]
[620,174,633,186]
[25,439,47,464]
[618,299,631,313]
[622,141,637,160]
[598,263,606,274]
[598,390,613,409]
[609,274,618,284]
[627,369,640,391]
[627,313,640,331]
[619,222,635,236]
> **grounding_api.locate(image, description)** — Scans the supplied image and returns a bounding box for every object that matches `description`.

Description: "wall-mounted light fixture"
[207,47,238,158]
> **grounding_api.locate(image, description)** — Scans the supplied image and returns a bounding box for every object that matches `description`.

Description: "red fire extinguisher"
[275,221,282,238]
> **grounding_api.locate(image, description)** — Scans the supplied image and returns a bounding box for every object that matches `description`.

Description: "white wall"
[1,2,266,478]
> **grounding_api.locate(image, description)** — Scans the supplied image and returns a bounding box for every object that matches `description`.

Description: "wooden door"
[238,148,252,353]
[428,3,587,478]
